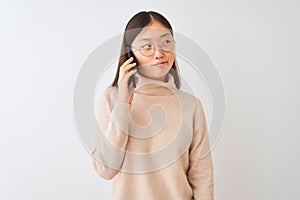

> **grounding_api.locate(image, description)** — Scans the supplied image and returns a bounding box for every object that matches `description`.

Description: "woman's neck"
[134,71,177,96]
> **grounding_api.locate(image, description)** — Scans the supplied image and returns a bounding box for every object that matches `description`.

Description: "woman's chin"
[139,67,170,79]
[139,71,169,81]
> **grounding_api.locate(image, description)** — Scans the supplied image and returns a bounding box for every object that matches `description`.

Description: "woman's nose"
[153,46,164,59]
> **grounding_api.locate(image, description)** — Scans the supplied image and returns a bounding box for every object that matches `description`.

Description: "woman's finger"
[123,68,138,81]
[119,57,136,78]
[120,57,134,69]
[118,68,137,85]
[122,62,137,72]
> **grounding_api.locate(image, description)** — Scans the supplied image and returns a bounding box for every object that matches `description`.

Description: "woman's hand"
[117,57,138,104]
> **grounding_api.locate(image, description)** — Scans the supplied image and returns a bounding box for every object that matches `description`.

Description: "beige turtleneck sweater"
[92,71,214,200]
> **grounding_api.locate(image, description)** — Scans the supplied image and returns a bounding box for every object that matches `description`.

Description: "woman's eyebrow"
[138,33,172,42]
[160,33,171,38]
[138,38,151,42]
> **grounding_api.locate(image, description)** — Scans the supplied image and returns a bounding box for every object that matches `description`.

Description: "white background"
[1,0,299,199]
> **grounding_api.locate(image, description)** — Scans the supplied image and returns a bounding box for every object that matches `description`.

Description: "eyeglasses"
[130,39,176,57]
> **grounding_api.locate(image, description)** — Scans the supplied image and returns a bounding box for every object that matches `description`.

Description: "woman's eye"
[162,40,171,45]
[142,44,152,49]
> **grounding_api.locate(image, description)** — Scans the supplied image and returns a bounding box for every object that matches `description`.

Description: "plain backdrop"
[1,0,299,199]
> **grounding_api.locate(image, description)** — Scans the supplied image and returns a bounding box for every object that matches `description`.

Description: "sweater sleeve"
[92,87,130,180]
[188,98,214,200]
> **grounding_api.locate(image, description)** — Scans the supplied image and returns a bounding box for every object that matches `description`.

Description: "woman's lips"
[152,61,167,67]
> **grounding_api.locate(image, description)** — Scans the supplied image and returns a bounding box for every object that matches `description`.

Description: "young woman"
[92,11,214,200]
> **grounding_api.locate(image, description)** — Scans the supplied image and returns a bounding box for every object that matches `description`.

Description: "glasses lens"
[162,40,175,52]
[141,48,154,56]
[139,40,175,56]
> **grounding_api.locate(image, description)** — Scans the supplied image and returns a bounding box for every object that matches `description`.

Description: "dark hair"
[111,11,181,89]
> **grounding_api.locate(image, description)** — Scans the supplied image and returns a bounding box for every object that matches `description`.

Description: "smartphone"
[126,47,138,88]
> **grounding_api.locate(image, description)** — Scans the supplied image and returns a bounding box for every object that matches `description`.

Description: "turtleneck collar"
[133,71,177,96]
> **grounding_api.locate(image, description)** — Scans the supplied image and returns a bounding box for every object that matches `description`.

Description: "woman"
[92,11,214,200]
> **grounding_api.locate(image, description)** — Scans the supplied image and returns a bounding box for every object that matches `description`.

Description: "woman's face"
[131,20,175,81]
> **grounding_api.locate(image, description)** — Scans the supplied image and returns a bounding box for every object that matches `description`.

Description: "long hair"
[111,11,181,89]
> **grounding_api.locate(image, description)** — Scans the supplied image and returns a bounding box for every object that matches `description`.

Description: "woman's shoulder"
[96,86,118,111]
[104,85,116,95]
[175,90,206,117]
[100,85,117,104]
[101,85,119,98]
[176,90,202,106]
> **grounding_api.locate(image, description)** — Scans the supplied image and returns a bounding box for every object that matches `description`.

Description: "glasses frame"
[130,39,176,57]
